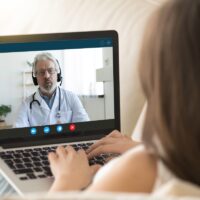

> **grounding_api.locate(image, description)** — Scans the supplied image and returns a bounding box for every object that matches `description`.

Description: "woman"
[48,0,200,193]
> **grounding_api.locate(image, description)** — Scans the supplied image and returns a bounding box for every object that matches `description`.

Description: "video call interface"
[0,38,115,136]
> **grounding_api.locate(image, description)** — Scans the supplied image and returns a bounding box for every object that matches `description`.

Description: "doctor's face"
[35,59,57,94]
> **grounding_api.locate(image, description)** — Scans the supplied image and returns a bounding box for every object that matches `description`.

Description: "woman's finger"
[86,137,112,154]
[65,145,77,158]
[56,146,67,158]
[87,144,120,159]
[77,149,88,159]
[87,136,122,155]
[106,130,122,138]
[48,152,58,164]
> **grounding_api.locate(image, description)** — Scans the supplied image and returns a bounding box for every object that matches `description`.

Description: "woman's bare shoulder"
[88,145,157,193]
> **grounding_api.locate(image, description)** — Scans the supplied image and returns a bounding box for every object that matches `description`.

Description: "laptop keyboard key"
[25,149,33,152]
[0,154,13,159]
[24,163,33,168]
[34,167,43,172]
[95,160,104,165]
[40,156,48,161]
[13,159,22,164]
[40,151,48,156]
[14,168,33,174]
[7,163,16,170]
[33,162,42,167]
[4,159,13,164]
[20,177,28,180]
[43,166,51,172]
[15,164,25,169]
[6,151,14,154]
[31,157,40,162]
[38,174,47,178]
[22,153,31,157]
[33,148,42,151]
[27,173,37,179]
[42,161,49,166]
[13,153,22,158]
[89,159,96,166]
[31,152,39,157]
[23,158,32,163]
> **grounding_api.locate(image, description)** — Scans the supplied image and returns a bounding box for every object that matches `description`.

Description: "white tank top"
[152,160,175,192]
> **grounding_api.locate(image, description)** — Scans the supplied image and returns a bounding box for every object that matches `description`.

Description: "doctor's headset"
[30,54,63,119]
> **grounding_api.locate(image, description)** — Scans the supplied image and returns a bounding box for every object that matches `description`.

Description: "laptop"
[0,30,120,195]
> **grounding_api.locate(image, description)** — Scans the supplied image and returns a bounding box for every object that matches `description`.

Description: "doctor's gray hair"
[32,52,60,75]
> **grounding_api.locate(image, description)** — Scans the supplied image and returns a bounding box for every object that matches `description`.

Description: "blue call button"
[30,127,37,135]
[44,126,50,134]
[56,125,63,133]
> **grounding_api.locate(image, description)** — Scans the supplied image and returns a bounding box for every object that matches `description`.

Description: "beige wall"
[0,0,164,135]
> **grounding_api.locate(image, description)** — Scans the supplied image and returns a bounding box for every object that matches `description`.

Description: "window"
[63,48,104,96]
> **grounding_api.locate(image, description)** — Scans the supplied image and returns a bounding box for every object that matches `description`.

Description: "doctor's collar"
[39,87,57,100]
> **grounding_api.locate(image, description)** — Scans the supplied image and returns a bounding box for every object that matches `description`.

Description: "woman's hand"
[87,130,140,159]
[48,146,100,192]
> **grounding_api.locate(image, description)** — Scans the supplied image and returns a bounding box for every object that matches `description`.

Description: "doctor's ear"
[32,74,38,86]
[32,69,38,86]
[55,59,62,84]
[57,72,62,83]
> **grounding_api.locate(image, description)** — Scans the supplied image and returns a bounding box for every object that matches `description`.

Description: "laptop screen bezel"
[0,30,120,148]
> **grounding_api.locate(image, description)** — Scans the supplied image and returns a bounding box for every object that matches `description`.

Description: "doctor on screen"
[15,52,90,128]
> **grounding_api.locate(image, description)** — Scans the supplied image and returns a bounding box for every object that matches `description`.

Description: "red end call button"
[69,124,76,132]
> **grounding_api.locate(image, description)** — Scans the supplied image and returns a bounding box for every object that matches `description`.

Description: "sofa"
[1,179,200,200]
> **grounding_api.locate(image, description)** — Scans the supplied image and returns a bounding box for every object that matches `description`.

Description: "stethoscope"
[29,87,61,119]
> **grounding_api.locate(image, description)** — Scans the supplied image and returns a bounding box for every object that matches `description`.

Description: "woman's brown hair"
[140,0,200,185]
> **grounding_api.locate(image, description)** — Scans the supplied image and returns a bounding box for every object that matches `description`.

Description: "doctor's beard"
[40,81,57,95]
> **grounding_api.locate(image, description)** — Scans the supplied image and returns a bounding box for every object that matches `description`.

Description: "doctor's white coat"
[15,87,90,127]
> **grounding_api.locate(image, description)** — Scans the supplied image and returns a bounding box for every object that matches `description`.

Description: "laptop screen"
[0,31,120,147]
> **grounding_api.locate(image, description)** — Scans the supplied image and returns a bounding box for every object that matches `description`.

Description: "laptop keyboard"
[0,142,111,181]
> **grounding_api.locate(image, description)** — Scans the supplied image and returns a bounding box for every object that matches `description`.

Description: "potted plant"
[0,105,11,126]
